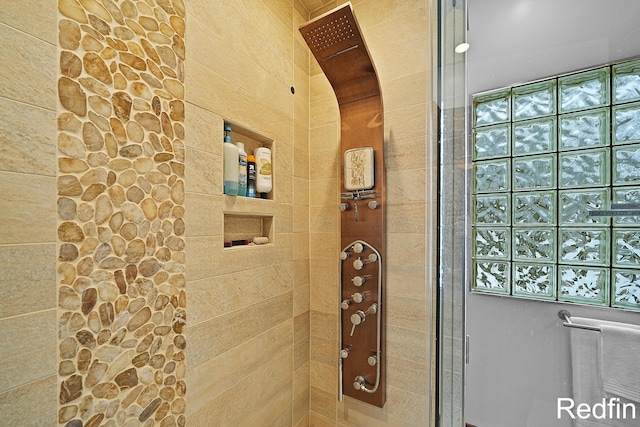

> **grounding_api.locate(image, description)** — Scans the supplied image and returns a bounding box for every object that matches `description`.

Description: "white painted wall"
[465,1,640,426]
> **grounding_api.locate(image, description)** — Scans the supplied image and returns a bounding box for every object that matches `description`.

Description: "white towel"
[600,324,640,403]
[569,317,640,427]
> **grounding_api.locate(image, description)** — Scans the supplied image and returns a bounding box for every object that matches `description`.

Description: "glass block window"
[471,58,640,312]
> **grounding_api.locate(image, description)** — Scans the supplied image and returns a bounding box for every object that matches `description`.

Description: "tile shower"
[471,58,640,310]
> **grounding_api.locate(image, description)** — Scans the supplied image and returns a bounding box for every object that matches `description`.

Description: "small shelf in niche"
[223,212,273,248]
[224,120,275,201]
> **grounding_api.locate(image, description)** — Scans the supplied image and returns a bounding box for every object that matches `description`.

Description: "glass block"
[613,187,640,226]
[513,79,557,121]
[513,154,556,190]
[513,228,555,262]
[513,117,557,155]
[474,89,511,127]
[473,261,510,295]
[559,67,610,113]
[559,148,609,188]
[559,189,610,226]
[474,194,510,224]
[559,228,610,266]
[613,144,640,185]
[613,59,640,104]
[559,108,609,150]
[612,103,640,145]
[513,263,556,300]
[613,229,640,268]
[559,266,610,306]
[474,159,510,193]
[513,191,556,225]
[474,227,510,259]
[612,269,640,310]
[473,124,511,160]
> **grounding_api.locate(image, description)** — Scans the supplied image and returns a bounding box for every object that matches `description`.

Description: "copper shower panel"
[300,2,386,408]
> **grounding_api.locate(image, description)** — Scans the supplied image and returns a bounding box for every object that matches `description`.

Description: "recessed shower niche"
[222,121,275,248]
[300,2,387,408]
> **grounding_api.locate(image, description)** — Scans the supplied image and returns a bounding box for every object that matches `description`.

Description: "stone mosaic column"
[56,0,186,425]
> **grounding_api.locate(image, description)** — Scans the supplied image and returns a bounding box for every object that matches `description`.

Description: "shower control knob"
[353,376,366,391]
[368,253,378,263]
[353,258,364,270]
[339,202,349,211]
[340,251,349,261]
[367,355,378,366]
[353,242,364,253]
[352,292,365,304]
[340,299,351,310]
[368,200,379,209]
[351,310,366,326]
[340,348,350,359]
[352,275,366,287]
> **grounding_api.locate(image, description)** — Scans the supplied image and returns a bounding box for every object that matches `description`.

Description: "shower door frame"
[435,0,468,426]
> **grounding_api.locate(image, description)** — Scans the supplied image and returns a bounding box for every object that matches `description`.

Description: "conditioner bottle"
[254,147,272,198]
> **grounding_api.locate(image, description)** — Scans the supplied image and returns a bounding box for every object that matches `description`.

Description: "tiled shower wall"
[184,0,311,425]
[0,0,434,426]
[308,1,436,426]
[0,0,58,424]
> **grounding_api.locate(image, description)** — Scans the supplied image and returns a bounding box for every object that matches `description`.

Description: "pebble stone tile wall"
[56,0,187,426]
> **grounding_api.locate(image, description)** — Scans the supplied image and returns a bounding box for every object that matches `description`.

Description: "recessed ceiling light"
[455,42,470,53]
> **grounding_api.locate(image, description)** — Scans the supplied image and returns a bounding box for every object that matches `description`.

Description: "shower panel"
[300,2,386,408]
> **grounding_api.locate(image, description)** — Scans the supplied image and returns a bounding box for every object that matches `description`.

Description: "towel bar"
[558,310,602,332]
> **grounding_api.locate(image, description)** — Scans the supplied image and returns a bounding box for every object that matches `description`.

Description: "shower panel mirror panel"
[300,2,386,408]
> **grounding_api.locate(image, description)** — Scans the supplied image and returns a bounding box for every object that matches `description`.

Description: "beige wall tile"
[187,0,293,86]
[386,294,428,332]
[386,264,427,299]
[310,334,337,365]
[386,202,427,234]
[0,0,56,43]
[0,25,55,109]
[295,258,311,285]
[185,147,222,195]
[309,205,338,233]
[310,178,339,205]
[186,321,292,414]
[294,361,311,425]
[187,346,293,426]
[294,232,310,261]
[382,72,429,112]
[386,355,430,397]
[185,102,224,154]
[295,204,310,232]
[0,98,55,176]
[295,176,311,206]
[295,334,311,370]
[384,103,428,142]
[386,169,427,204]
[387,233,426,268]
[295,284,311,317]
[309,232,338,260]
[310,284,336,314]
[310,310,338,342]
[310,258,338,289]
[0,309,56,392]
[0,173,55,244]
[384,135,428,173]
[310,386,336,420]
[184,193,223,237]
[310,361,338,394]
[363,5,429,82]
[189,263,294,323]
[295,147,311,179]
[0,375,56,426]
[0,244,55,319]
[310,97,339,129]
[386,325,429,365]
[386,385,429,425]
[187,291,293,368]
[309,410,334,427]
[310,124,339,155]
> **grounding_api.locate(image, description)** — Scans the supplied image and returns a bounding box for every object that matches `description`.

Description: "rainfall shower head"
[302,11,359,61]
[299,2,380,104]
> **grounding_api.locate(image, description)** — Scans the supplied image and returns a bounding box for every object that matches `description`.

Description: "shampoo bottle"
[254,147,272,198]
[246,154,257,198]
[237,142,247,197]
[223,125,239,196]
